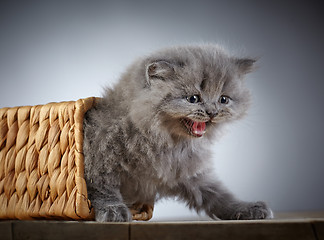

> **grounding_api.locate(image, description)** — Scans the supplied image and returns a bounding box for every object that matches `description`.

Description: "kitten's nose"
[206,110,218,119]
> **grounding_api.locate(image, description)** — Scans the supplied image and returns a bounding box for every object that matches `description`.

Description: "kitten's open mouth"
[180,118,207,137]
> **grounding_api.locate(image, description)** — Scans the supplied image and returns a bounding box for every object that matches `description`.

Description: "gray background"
[1,0,323,220]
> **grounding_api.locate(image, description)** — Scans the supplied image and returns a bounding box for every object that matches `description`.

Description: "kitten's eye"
[187,95,201,103]
[219,95,230,104]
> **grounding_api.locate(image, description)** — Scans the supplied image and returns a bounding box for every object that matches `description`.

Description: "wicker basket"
[0,98,98,220]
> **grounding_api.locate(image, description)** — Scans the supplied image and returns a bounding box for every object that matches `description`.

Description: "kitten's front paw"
[95,204,132,222]
[232,201,273,220]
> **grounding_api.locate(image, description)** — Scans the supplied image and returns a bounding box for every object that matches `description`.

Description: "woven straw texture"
[0,98,97,220]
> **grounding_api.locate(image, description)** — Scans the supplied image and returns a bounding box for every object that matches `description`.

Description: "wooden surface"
[0,211,323,240]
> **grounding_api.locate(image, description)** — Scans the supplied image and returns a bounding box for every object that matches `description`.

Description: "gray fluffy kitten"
[83,44,273,222]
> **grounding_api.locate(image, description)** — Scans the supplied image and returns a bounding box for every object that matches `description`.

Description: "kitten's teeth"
[193,129,206,135]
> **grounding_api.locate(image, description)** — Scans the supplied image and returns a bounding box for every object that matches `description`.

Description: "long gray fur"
[83,44,273,222]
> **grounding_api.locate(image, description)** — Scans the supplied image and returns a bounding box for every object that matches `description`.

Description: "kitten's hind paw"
[232,201,273,220]
[130,203,154,221]
[95,204,132,222]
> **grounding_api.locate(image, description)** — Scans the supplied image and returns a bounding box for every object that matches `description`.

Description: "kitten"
[83,44,273,222]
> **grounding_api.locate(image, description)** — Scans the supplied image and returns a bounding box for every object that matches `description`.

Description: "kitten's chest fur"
[83,107,209,205]
[119,124,209,204]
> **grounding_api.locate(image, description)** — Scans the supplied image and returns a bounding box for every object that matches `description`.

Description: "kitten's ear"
[146,60,175,84]
[234,58,257,75]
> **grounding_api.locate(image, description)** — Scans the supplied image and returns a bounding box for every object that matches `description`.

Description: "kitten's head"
[128,44,255,140]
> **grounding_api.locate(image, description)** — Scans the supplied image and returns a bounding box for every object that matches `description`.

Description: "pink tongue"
[192,122,206,136]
